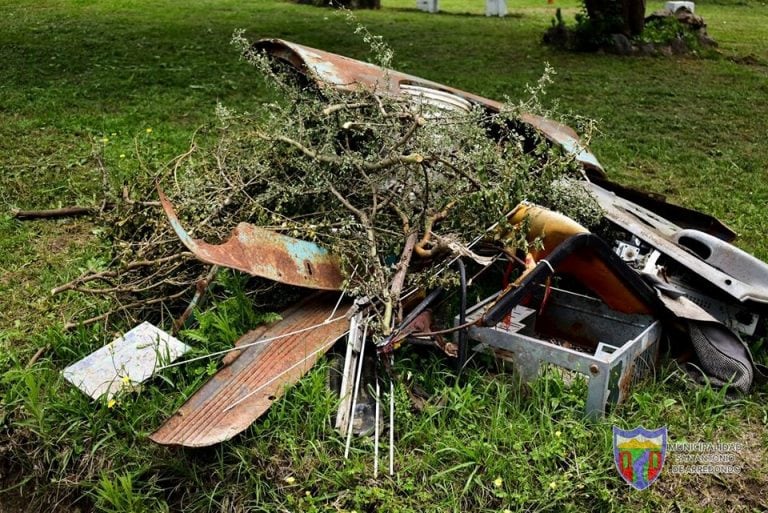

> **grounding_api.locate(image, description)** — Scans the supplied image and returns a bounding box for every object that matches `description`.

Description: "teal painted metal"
[159,188,344,290]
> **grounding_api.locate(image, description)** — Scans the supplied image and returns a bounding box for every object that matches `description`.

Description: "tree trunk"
[626,0,646,36]
[583,0,605,21]
[583,0,645,36]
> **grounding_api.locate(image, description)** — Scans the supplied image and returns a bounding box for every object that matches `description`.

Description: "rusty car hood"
[254,38,604,175]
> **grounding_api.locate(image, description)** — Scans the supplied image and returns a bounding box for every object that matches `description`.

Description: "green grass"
[1,0,767,511]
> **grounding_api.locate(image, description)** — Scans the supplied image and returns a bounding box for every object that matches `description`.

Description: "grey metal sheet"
[585,181,768,304]
[62,322,190,400]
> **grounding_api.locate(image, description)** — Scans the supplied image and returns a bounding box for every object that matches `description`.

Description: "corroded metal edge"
[158,187,344,290]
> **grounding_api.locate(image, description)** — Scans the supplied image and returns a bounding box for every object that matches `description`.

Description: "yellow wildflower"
[493,477,503,488]
[549,481,557,490]
[284,476,296,485]
[146,127,153,133]
[555,430,561,437]
[107,399,117,409]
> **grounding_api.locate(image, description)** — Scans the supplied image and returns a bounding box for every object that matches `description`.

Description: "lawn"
[1,0,767,511]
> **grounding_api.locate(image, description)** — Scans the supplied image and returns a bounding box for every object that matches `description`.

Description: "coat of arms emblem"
[613,425,667,490]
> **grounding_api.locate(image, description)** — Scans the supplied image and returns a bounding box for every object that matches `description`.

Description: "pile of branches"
[55,32,601,336]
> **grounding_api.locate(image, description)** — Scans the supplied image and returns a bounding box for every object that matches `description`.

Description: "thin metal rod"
[335,313,361,430]
[374,375,381,479]
[325,264,358,323]
[389,365,395,476]
[157,315,348,371]
[456,258,468,375]
[344,319,369,459]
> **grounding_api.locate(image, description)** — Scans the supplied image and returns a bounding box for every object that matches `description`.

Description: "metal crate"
[458,287,662,418]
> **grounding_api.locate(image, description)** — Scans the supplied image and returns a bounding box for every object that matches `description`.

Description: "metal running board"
[150,293,350,447]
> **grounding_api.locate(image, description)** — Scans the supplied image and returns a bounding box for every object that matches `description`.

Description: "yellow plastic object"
[507,203,588,260]
[503,203,653,315]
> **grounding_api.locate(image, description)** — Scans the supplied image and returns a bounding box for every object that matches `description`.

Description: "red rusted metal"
[150,293,350,447]
[254,38,605,176]
[159,188,344,291]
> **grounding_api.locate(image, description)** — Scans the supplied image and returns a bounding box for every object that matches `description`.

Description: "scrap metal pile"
[59,40,767,463]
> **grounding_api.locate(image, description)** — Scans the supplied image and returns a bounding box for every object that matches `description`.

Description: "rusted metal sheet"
[159,188,344,291]
[254,39,605,176]
[150,293,350,447]
[518,113,603,173]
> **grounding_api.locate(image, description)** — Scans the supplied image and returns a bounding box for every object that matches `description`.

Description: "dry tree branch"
[431,156,483,190]
[327,181,382,293]
[414,200,457,258]
[95,152,111,213]
[52,253,193,295]
[121,186,161,207]
[64,288,190,331]
[171,143,199,194]
[173,264,219,333]
[56,44,599,333]
[322,102,372,116]
[260,132,426,171]
[12,207,99,220]
[328,183,369,226]
[26,345,50,369]
[375,185,401,218]
[385,230,419,331]
[390,204,411,234]
[67,268,190,295]
[389,116,424,153]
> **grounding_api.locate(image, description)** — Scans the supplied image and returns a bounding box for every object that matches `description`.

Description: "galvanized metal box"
[485,0,508,17]
[460,287,662,418]
[416,0,439,13]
